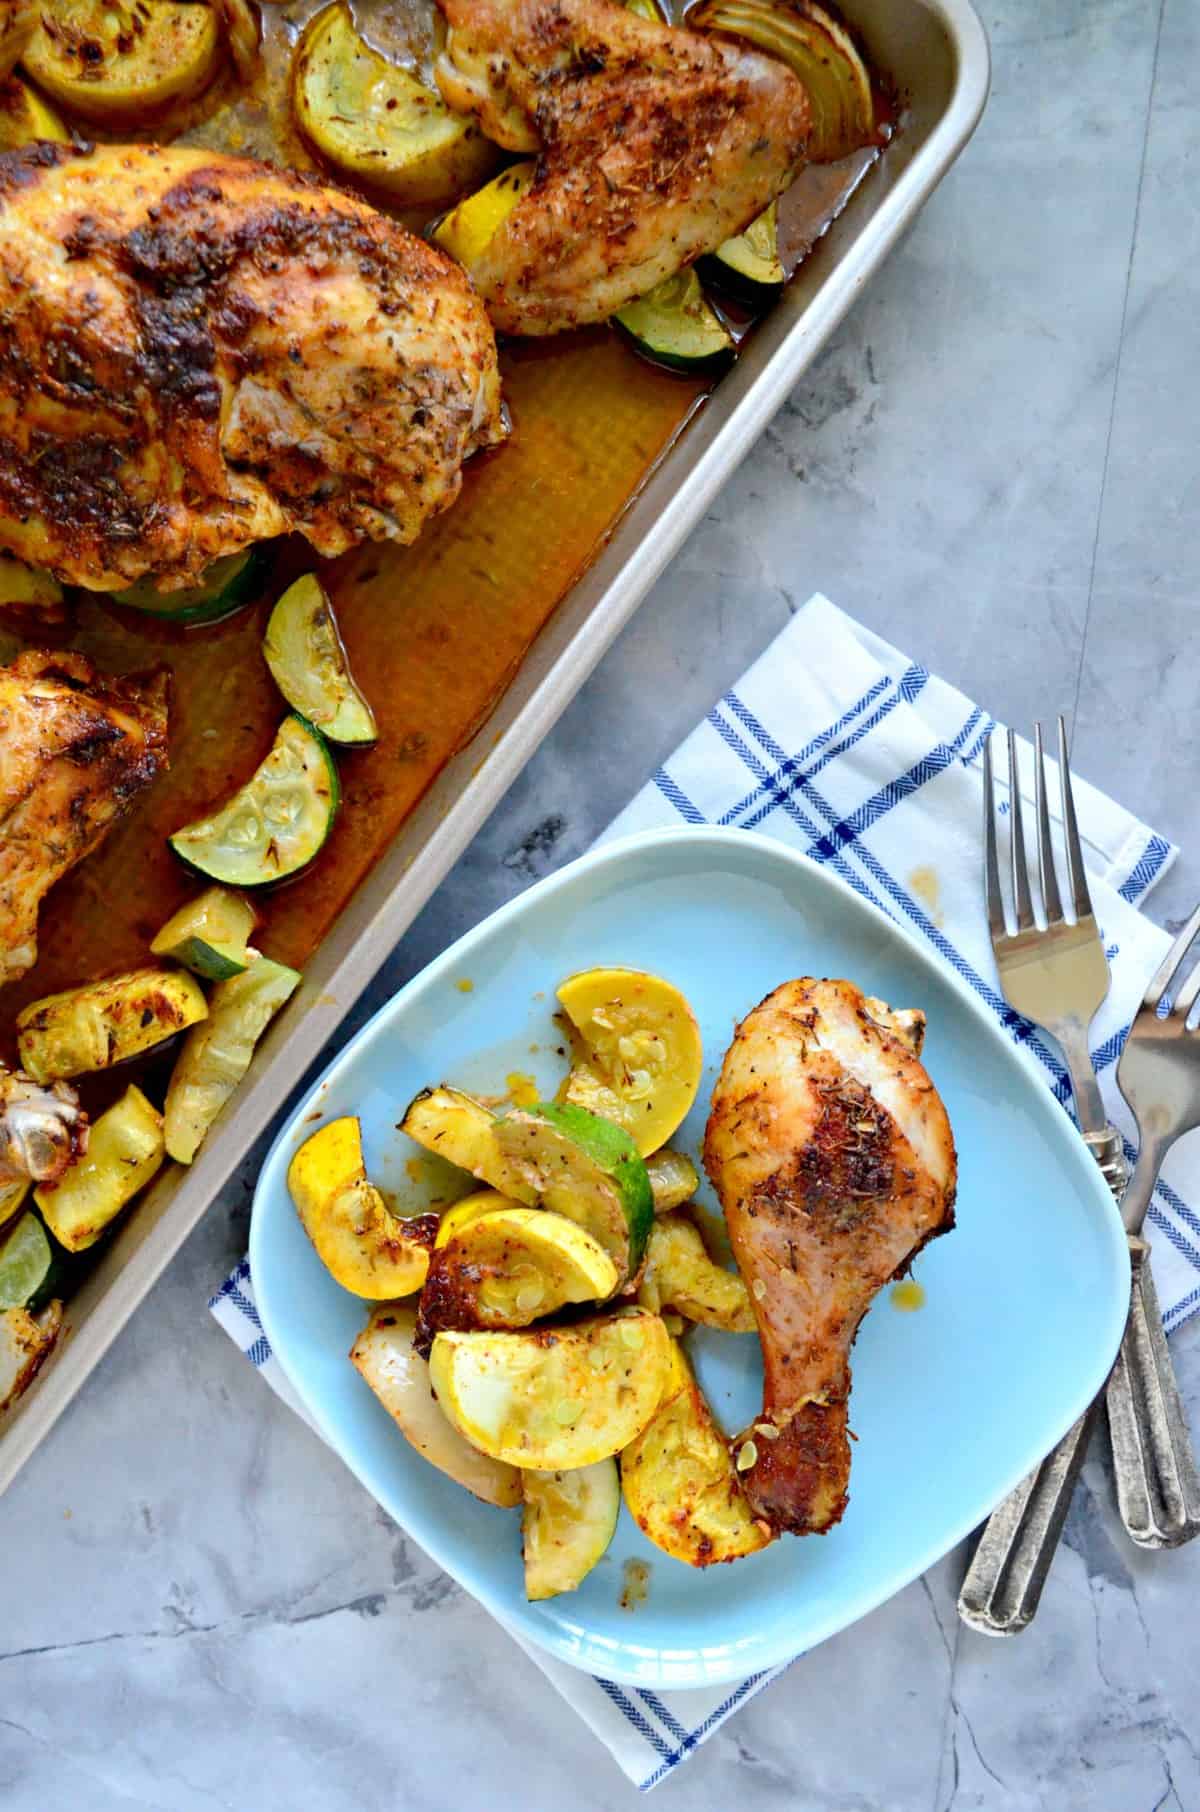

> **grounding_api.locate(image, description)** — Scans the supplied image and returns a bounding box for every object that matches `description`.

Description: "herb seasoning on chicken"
[704,977,956,1534]
[0,142,505,592]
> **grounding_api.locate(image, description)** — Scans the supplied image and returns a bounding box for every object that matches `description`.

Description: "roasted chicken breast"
[704,978,956,1535]
[436,0,810,333]
[0,651,169,986]
[0,141,505,591]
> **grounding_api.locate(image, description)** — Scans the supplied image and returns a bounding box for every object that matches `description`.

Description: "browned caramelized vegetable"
[21,0,223,122]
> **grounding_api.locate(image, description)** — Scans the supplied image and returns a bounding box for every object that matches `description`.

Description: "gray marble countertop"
[4,0,1199,1806]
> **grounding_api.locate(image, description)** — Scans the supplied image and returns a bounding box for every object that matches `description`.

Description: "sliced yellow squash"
[0,73,69,150]
[637,1213,755,1333]
[522,1458,620,1600]
[350,1303,521,1507]
[432,159,535,270]
[434,1188,521,1248]
[34,1086,164,1253]
[646,1148,699,1214]
[293,2,497,206]
[620,1339,772,1565]
[164,956,300,1164]
[429,1308,670,1470]
[289,1115,433,1299]
[399,1086,537,1205]
[420,1207,618,1336]
[557,967,702,1156]
[17,967,208,1083]
[23,0,223,122]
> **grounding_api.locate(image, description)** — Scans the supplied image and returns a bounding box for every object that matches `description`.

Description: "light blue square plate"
[250,825,1129,1687]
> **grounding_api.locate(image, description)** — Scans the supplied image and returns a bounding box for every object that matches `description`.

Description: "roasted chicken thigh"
[436,0,810,333]
[0,142,505,590]
[0,652,169,986]
[704,978,956,1535]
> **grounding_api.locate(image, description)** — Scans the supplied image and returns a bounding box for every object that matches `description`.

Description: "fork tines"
[1140,903,1200,1021]
[984,715,1094,940]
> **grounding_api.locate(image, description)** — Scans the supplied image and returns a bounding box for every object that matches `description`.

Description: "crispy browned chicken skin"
[0,651,169,986]
[704,978,956,1535]
[0,142,505,591]
[436,0,810,333]
[0,1066,87,1190]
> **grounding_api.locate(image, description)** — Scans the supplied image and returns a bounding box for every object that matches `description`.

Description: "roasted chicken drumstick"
[0,1066,87,1193]
[704,978,956,1535]
[0,142,504,591]
[436,0,810,333]
[0,651,169,987]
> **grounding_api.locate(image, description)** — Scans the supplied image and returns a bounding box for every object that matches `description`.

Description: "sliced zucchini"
[614,270,734,377]
[293,2,497,206]
[110,548,267,626]
[522,1458,620,1600]
[622,0,665,18]
[164,956,300,1164]
[0,553,64,609]
[419,1207,618,1339]
[701,199,785,303]
[0,1211,51,1311]
[429,1308,670,1469]
[620,1339,772,1565]
[168,714,340,889]
[150,886,258,982]
[637,1213,755,1333]
[691,0,874,163]
[16,967,208,1083]
[432,159,536,271]
[0,1299,62,1416]
[262,574,377,746]
[289,1115,434,1298]
[557,967,703,1157]
[434,1188,522,1248]
[399,1087,537,1206]
[646,1148,699,1214]
[350,1303,522,1507]
[492,1101,653,1280]
[34,1085,164,1253]
[22,0,222,122]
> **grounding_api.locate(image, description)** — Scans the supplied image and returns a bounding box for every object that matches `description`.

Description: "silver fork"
[958,719,1131,1635]
[1105,909,1200,1547]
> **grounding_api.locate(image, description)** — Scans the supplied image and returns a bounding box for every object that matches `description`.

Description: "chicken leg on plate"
[0,142,505,591]
[436,0,810,333]
[0,1066,87,1196]
[704,978,956,1535]
[0,651,169,987]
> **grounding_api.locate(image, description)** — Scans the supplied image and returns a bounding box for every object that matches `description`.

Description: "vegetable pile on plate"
[288,967,775,1600]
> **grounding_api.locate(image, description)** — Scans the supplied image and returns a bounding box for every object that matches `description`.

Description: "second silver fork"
[959,720,1197,1635]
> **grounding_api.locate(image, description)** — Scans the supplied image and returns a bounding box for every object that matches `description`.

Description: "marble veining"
[3,0,1199,1805]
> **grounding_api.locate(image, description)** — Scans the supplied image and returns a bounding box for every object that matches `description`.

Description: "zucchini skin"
[109,547,269,625]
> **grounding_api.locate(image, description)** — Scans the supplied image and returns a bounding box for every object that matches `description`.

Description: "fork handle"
[1105,1239,1200,1548]
[957,1403,1101,1635]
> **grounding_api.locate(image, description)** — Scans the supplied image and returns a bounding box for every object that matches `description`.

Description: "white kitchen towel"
[211,592,1200,1790]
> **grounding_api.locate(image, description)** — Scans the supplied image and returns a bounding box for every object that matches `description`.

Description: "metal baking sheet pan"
[0,0,989,1494]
